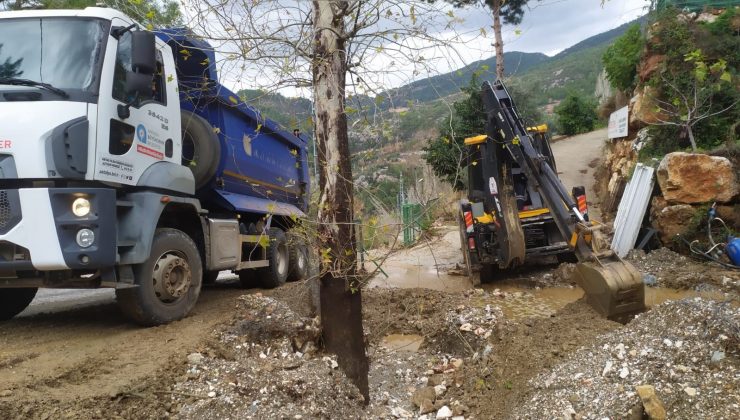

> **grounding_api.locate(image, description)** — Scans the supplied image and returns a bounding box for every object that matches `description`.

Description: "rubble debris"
[515,298,740,419]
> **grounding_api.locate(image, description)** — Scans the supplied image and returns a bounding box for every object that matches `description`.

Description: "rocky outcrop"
[650,198,695,244]
[657,152,739,204]
[630,86,666,127]
[595,68,613,105]
[638,54,665,83]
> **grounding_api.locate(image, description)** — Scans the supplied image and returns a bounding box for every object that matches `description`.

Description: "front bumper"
[0,188,116,272]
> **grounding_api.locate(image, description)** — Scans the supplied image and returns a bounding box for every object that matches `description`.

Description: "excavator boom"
[478,80,645,321]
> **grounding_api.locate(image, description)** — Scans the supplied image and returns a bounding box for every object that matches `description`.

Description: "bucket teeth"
[574,258,646,323]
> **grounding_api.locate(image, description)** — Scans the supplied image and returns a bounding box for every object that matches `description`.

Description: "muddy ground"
[1,229,737,419]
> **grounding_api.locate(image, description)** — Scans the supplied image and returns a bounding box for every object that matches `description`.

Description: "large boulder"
[630,86,666,128]
[657,152,739,204]
[650,199,696,244]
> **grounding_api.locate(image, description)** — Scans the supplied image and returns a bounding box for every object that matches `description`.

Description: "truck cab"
[0,7,310,324]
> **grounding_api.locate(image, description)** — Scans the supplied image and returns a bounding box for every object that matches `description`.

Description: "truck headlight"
[72,197,91,217]
[76,228,95,248]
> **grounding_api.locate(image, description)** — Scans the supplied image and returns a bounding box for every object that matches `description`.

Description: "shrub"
[554,93,598,135]
[602,24,644,92]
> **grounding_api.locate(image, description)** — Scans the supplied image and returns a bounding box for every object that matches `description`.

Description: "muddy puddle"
[379,334,424,353]
[479,284,732,320]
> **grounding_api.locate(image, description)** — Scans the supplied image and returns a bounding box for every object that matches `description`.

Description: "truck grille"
[0,191,11,228]
[0,190,21,234]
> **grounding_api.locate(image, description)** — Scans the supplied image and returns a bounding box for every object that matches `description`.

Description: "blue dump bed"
[155,29,310,218]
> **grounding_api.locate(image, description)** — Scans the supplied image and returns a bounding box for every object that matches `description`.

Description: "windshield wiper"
[0,78,69,98]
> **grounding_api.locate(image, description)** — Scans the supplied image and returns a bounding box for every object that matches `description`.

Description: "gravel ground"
[514,298,740,419]
[628,248,740,297]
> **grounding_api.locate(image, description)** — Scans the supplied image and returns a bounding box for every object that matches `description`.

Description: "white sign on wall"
[608,106,629,139]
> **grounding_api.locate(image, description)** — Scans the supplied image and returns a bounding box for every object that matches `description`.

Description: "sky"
[214,0,651,97]
[454,0,650,58]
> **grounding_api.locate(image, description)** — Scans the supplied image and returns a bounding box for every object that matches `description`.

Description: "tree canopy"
[602,23,643,93]
[555,92,598,135]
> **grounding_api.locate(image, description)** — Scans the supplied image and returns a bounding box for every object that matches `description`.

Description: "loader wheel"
[117,228,203,326]
[0,288,37,320]
[287,234,308,282]
[181,110,221,189]
[458,212,473,278]
[257,228,289,289]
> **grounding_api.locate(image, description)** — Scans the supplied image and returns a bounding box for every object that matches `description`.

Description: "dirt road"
[550,128,607,220]
[0,276,248,418]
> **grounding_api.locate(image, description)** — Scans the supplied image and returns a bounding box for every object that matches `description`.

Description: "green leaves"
[602,24,644,92]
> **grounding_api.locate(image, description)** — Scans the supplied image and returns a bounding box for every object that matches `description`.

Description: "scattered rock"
[434,384,447,397]
[636,385,666,420]
[412,387,437,408]
[186,352,205,365]
[710,351,725,364]
[436,405,453,419]
[420,398,436,415]
[683,387,697,397]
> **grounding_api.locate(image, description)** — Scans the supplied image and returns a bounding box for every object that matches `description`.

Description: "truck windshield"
[0,18,108,98]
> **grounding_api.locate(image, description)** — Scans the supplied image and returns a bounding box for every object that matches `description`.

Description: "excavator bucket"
[573,256,645,323]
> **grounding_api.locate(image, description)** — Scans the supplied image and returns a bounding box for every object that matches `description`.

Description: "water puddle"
[380,334,424,353]
[478,284,732,321]
[367,262,473,292]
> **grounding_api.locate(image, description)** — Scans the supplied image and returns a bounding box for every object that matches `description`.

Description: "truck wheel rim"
[298,251,306,272]
[277,244,288,276]
[152,252,192,303]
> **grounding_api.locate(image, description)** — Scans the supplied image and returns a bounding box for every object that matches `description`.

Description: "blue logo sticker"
[136,124,147,144]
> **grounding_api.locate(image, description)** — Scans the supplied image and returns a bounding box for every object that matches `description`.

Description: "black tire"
[181,110,221,189]
[257,228,289,289]
[116,228,203,326]
[556,252,579,264]
[287,235,308,282]
[479,263,500,284]
[237,270,256,289]
[0,288,37,320]
[203,270,220,285]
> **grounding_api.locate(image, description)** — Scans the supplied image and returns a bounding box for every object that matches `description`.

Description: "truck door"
[94,19,180,186]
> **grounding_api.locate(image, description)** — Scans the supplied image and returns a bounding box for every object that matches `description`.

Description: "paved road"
[550,128,607,221]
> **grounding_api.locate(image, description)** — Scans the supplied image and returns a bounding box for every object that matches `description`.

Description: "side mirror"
[125,71,153,96]
[131,31,156,74]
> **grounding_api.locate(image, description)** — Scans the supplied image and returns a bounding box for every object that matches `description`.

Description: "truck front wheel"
[116,228,203,326]
[0,288,37,320]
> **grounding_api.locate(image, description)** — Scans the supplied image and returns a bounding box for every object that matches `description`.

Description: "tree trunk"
[311,0,369,402]
[492,0,505,80]
[686,125,697,152]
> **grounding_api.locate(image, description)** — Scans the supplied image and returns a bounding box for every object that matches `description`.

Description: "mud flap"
[573,257,646,323]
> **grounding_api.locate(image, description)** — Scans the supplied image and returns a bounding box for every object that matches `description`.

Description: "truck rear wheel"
[0,288,37,320]
[181,110,221,189]
[257,228,289,289]
[287,234,308,282]
[116,228,203,326]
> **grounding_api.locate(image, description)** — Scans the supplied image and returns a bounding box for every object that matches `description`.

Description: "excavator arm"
[479,80,645,321]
